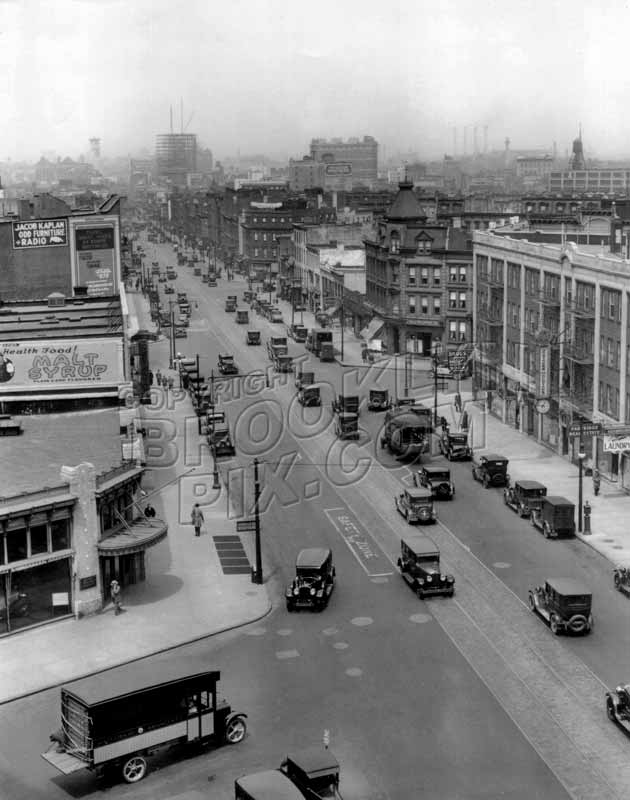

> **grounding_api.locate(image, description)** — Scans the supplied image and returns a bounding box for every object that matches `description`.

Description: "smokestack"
[473,126,478,155]
[483,125,488,154]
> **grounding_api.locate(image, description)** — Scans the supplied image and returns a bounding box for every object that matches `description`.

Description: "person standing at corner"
[191,503,204,537]
[110,580,123,615]
[454,391,462,413]
[593,467,601,497]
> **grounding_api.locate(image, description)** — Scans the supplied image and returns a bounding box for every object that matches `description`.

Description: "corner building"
[473,231,630,489]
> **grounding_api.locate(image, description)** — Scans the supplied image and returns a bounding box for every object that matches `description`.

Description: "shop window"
[51,519,70,551]
[30,524,48,556]
[7,528,27,562]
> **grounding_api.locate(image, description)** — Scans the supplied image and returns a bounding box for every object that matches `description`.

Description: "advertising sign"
[0,338,124,393]
[538,346,550,397]
[603,434,630,453]
[325,162,352,176]
[12,219,68,249]
[74,225,117,296]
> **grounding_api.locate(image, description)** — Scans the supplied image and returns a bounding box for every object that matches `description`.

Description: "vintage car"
[225,298,237,312]
[235,770,307,800]
[208,423,236,457]
[439,430,472,461]
[613,566,630,597]
[319,341,335,362]
[293,301,307,312]
[367,387,392,412]
[395,487,436,524]
[471,453,510,488]
[175,325,187,338]
[177,292,188,303]
[413,466,455,500]
[288,323,308,342]
[528,578,592,635]
[274,354,293,373]
[167,269,177,280]
[246,330,261,346]
[270,307,284,324]
[530,496,575,538]
[332,395,360,415]
[158,273,167,283]
[236,309,249,325]
[279,747,340,799]
[397,532,454,597]
[218,354,238,375]
[208,275,217,287]
[266,336,288,359]
[606,684,630,733]
[243,290,253,303]
[503,480,547,518]
[335,412,359,440]
[42,654,247,784]
[295,370,314,390]
[381,413,430,459]
[262,280,276,292]
[286,548,335,612]
[297,385,321,407]
[164,284,175,294]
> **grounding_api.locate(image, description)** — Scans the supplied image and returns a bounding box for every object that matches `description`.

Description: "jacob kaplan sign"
[0,339,124,393]
[12,219,68,249]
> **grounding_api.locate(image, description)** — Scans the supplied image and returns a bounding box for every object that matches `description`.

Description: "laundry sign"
[603,434,630,453]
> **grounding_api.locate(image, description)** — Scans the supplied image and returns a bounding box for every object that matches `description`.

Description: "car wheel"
[607,699,616,722]
[528,593,536,611]
[550,616,561,635]
[122,755,148,784]
[286,601,294,612]
[543,523,551,539]
[519,504,527,517]
[405,511,410,523]
[225,716,247,744]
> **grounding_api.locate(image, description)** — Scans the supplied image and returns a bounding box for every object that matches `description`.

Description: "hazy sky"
[2,0,630,163]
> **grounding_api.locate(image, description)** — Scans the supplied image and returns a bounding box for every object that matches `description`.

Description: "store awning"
[98,518,168,557]
[359,319,385,342]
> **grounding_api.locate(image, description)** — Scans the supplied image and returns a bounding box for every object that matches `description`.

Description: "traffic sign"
[236,519,256,532]
[569,423,601,437]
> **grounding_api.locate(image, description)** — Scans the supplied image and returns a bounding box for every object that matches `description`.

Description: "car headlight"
[447,576,454,583]
[426,576,432,583]
[418,579,425,585]
[440,574,446,581]
[293,588,299,596]
[310,587,316,596]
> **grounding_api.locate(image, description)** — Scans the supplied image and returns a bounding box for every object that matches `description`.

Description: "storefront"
[0,498,75,635]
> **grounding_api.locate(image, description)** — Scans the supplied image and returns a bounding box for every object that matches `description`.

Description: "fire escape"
[561,292,594,415]
[476,266,504,366]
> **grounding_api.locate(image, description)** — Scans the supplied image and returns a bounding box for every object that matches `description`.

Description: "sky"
[2,0,630,164]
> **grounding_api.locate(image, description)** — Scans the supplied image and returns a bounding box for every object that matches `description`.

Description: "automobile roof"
[337,412,358,420]
[447,432,468,440]
[482,453,508,461]
[338,394,359,400]
[62,652,220,707]
[543,495,574,506]
[388,413,429,428]
[545,577,591,596]
[296,548,331,569]
[515,480,547,490]
[283,746,340,778]
[405,486,433,499]
[219,354,234,359]
[401,532,440,555]
[370,386,388,392]
[422,466,451,474]
[247,329,260,334]
[235,770,305,800]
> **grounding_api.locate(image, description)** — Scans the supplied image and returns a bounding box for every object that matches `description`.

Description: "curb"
[0,599,274,707]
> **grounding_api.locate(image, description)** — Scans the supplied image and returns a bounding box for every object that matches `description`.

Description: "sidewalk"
[0,290,270,705]
[424,386,630,568]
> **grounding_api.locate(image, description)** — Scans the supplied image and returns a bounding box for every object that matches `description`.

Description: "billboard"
[73,224,117,296]
[0,339,125,393]
[12,219,68,249]
[603,434,630,453]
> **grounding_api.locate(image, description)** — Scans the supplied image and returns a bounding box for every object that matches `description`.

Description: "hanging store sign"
[12,218,68,248]
[603,434,630,453]
[538,346,550,397]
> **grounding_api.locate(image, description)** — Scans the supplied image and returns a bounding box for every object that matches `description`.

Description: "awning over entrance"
[360,318,385,341]
[98,519,168,557]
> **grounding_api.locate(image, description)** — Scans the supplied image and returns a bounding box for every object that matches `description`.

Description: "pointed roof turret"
[386,180,427,223]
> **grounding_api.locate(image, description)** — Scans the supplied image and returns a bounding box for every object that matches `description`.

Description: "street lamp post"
[432,340,441,424]
[210,369,220,490]
[578,442,586,532]
[252,458,263,584]
[393,353,398,403]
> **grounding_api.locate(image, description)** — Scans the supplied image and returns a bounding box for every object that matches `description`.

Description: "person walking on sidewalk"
[191,503,204,537]
[461,410,469,431]
[167,376,174,392]
[148,369,154,386]
[593,467,601,497]
[110,580,123,615]
[454,391,462,413]
[155,368,162,386]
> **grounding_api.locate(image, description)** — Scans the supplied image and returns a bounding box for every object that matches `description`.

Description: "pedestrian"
[454,391,462,413]
[486,390,493,412]
[362,347,368,364]
[148,369,154,386]
[168,376,174,391]
[191,503,204,537]
[461,410,469,431]
[144,503,156,518]
[155,368,162,385]
[593,467,601,497]
[110,580,123,615]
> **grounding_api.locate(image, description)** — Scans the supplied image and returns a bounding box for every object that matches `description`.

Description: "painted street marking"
[324,507,394,578]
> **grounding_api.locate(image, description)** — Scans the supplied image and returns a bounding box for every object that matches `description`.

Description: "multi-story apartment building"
[310,137,378,188]
[549,169,630,194]
[364,180,473,355]
[473,230,630,489]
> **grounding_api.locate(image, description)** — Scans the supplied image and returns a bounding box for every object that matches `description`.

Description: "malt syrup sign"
[12,219,68,249]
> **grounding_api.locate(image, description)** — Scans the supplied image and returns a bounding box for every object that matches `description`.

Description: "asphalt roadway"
[2,239,629,799]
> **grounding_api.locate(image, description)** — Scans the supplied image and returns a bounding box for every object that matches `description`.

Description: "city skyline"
[3,0,630,162]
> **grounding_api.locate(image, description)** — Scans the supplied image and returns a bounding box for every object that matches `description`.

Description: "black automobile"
[335,412,359,440]
[503,480,547,518]
[367,388,392,412]
[413,466,455,500]
[397,532,455,598]
[297,385,321,407]
[530,496,575,538]
[439,431,472,461]
[286,548,335,611]
[218,354,238,375]
[528,578,592,635]
[471,453,510,488]
[246,330,261,346]
[208,423,236,457]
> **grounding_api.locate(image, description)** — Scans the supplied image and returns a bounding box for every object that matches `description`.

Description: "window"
[449,291,457,309]
[610,291,619,321]
[7,527,27,562]
[449,266,458,282]
[390,232,400,254]
[263,248,268,257]
[30,524,48,555]
[459,266,467,282]
[272,249,277,257]
[51,519,70,551]
[616,341,621,371]
[409,296,417,314]
[449,321,457,340]
[458,322,466,341]
[254,248,259,257]
[263,233,267,242]
[254,232,259,241]
[421,268,429,285]
[421,296,429,314]
[433,268,441,286]
[607,338,614,368]
[600,335,606,362]
[433,297,441,314]
[408,267,416,286]
[459,292,466,309]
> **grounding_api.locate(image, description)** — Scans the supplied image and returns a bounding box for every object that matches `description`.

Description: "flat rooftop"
[0,408,124,498]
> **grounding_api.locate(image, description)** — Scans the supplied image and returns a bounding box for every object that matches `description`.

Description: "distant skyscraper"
[155,133,197,186]
[89,138,101,160]
[570,127,586,171]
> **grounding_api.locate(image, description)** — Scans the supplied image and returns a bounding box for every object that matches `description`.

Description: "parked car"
[413,466,455,500]
[503,480,547,518]
[332,395,359,415]
[236,309,249,324]
[266,336,288,359]
[225,299,237,312]
[439,430,472,461]
[606,684,630,733]
[380,413,430,459]
[279,747,340,799]
[613,566,630,597]
[246,330,261,346]
[367,388,392,412]
[158,274,167,283]
[471,453,510,488]
[218,354,238,375]
[208,423,236,457]
[288,323,307,342]
[164,284,174,294]
[42,655,246,784]
[270,308,284,324]
[295,370,314,389]
[334,412,359,440]
[297,385,321,407]
[528,578,593,635]
[396,532,455,597]
[273,354,293,373]
[395,487,436,524]
[530,496,575,538]
[286,548,335,612]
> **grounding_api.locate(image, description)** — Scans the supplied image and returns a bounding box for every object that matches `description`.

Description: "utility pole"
[195,353,202,434]
[210,369,220,490]
[433,341,440,424]
[578,423,586,533]
[252,458,263,584]
[169,301,175,368]
[340,298,345,362]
